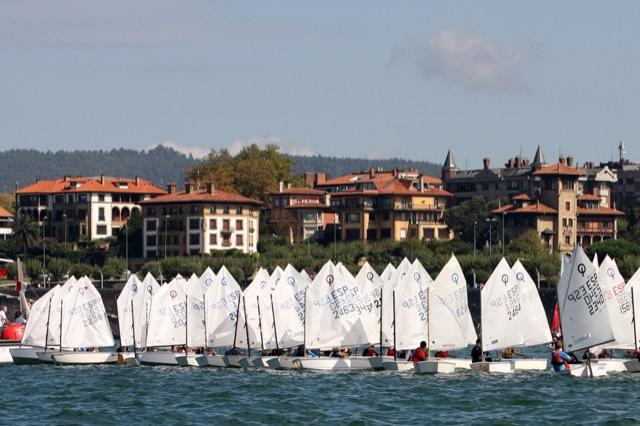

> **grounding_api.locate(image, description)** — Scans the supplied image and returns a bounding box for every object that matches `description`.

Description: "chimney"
[64,175,70,182]
[370,169,374,178]
[559,156,565,165]
[419,176,425,192]
[206,182,215,194]
[324,193,330,206]
[278,181,284,193]
[483,158,491,170]
[167,183,176,194]
[316,172,327,185]
[100,173,105,185]
[185,182,193,194]
[287,182,292,189]
[135,176,140,186]
[566,156,574,167]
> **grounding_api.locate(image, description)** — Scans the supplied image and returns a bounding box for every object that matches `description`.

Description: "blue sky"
[2,1,639,168]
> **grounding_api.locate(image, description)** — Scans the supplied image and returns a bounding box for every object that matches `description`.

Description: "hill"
[0,146,443,191]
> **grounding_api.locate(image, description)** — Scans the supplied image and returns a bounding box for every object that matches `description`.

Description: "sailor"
[501,347,524,359]
[386,347,396,357]
[434,350,449,358]
[471,339,483,363]
[0,305,8,327]
[411,341,428,363]
[14,311,27,324]
[362,345,378,357]
[551,340,571,371]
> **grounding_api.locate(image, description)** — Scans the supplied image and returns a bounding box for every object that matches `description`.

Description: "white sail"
[561,253,571,277]
[482,258,526,352]
[429,255,476,350]
[630,270,640,350]
[146,276,188,347]
[117,274,161,348]
[235,268,271,350]
[47,277,78,347]
[21,284,60,347]
[60,276,114,349]
[186,274,209,348]
[204,266,242,348]
[305,261,378,349]
[381,258,412,346]
[512,260,552,347]
[394,260,432,350]
[356,262,384,320]
[272,264,309,348]
[299,269,312,286]
[593,253,599,269]
[557,246,615,352]
[599,256,635,349]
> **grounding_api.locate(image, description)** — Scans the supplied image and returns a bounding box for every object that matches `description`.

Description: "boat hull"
[36,351,58,363]
[137,352,179,366]
[623,359,640,373]
[224,355,246,368]
[267,356,302,370]
[368,356,393,370]
[510,358,548,371]
[252,356,278,368]
[205,355,229,367]
[555,363,607,377]
[470,361,515,374]
[433,357,471,370]
[117,352,138,366]
[414,360,456,374]
[382,360,414,372]
[298,357,372,371]
[594,358,627,373]
[52,352,117,365]
[9,347,41,364]
[175,354,208,367]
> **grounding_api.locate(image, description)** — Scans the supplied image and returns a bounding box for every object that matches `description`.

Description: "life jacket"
[412,348,427,363]
[551,349,567,366]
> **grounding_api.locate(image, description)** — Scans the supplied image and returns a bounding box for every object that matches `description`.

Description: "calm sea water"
[2,348,640,425]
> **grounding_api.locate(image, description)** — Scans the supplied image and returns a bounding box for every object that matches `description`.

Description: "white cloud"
[150,141,210,159]
[397,30,530,93]
[228,136,315,156]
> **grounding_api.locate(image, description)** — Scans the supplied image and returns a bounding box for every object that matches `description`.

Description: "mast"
[303,289,307,352]
[143,300,151,351]
[43,295,53,352]
[257,295,265,351]
[203,293,208,351]
[632,287,638,354]
[480,283,484,363]
[378,292,383,359]
[392,290,397,361]
[270,294,280,354]
[184,294,188,352]
[242,296,250,356]
[232,294,242,349]
[131,299,136,353]
[59,299,63,353]
[427,287,431,359]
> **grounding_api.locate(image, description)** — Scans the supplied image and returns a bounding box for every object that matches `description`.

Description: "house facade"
[0,206,13,240]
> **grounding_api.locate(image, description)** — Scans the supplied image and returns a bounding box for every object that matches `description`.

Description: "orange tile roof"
[16,176,166,195]
[512,193,532,201]
[0,206,13,218]
[493,202,557,214]
[578,194,601,201]
[140,189,262,206]
[532,163,585,176]
[577,207,624,216]
[285,202,329,209]
[268,187,326,196]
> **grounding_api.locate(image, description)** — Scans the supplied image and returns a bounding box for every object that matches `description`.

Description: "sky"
[1,1,639,168]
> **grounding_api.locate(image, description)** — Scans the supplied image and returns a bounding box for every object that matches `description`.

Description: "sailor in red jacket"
[412,341,428,363]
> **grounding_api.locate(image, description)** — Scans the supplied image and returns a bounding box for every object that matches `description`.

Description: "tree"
[443,196,500,247]
[508,230,546,258]
[12,213,40,261]
[186,149,235,192]
[0,193,15,214]
[117,210,143,258]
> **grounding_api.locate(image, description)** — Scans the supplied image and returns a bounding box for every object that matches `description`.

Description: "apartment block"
[0,206,13,240]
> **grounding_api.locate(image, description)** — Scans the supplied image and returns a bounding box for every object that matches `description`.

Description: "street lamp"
[124,220,129,276]
[164,214,170,259]
[42,215,47,285]
[501,212,506,255]
[63,213,67,252]
[473,221,478,257]
[486,218,497,256]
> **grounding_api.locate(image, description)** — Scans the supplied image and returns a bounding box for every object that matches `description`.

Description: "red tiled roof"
[16,176,166,195]
[139,189,262,206]
[577,207,624,216]
[268,187,326,196]
[0,206,13,218]
[532,163,585,176]
[578,194,601,201]
[512,193,532,201]
[493,202,557,214]
[285,203,329,209]
[316,171,441,187]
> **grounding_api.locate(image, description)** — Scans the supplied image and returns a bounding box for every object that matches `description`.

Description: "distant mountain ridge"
[0,146,442,192]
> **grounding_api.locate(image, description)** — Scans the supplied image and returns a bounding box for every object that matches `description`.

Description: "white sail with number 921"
[204,266,242,348]
[305,261,378,349]
[146,276,188,347]
[557,246,615,352]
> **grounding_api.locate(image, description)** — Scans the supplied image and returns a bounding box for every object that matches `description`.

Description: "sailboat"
[36,277,78,363]
[506,260,552,370]
[556,246,614,377]
[415,255,476,374]
[204,266,242,367]
[298,261,379,371]
[174,273,211,367]
[137,276,188,366]
[379,258,412,367]
[471,258,520,373]
[51,276,116,364]
[116,273,160,365]
[10,284,61,364]
[624,269,640,373]
[383,259,432,372]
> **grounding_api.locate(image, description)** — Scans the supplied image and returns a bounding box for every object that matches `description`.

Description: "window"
[98,194,105,202]
[236,234,243,245]
[209,234,217,245]
[565,236,570,244]
[189,218,200,230]
[210,205,216,213]
[569,218,574,227]
[55,195,64,204]
[369,212,377,223]
[146,235,157,246]
[209,219,217,229]
[146,220,157,231]
[98,207,105,221]
[223,205,230,214]
[173,235,179,245]
[236,206,242,214]
[400,228,407,239]
[562,218,567,227]
[380,228,391,238]
[236,219,243,230]
[78,194,88,203]
[223,219,230,231]
[97,225,107,235]
[78,209,87,220]
[382,212,390,221]
[189,233,200,245]
[190,205,201,214]
[565,201,571,211]
[346,213,360,224]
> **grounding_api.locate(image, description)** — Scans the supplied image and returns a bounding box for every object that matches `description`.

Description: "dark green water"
[2,359,640,425]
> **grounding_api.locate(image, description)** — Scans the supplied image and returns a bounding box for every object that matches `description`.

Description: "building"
[0,206,13,240]
[15,175,166,242]
[141,182,262,257]
[267,182,332,243]
[322,170,453,242]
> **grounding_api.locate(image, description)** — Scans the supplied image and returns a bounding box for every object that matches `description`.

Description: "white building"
[0,206,13,240]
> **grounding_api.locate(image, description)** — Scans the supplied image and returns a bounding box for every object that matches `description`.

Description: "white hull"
[175,353,207,367]
[36,351,59,363]
[52,352,117,365]
[117,352,138,366]
[382,360,414,372]
[623,359,640,373]
[368,356,393,370]
[267,356,302,370]
[0,346,19,364]
[594,358,627,373]
[224,355,246,368]
[433,357,471,370]
[8,347,41,364]
[239,356,258,368]
[252,356,278,368]
[137,351,179,366]
[555,363,608,377]
[470,361,515,374]
[298,357,372,371]
[205,355,229,368]
[510,358,548,371]
[414,360,456,374]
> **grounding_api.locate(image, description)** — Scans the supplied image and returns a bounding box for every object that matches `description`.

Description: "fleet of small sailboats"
[5,246,640,378]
